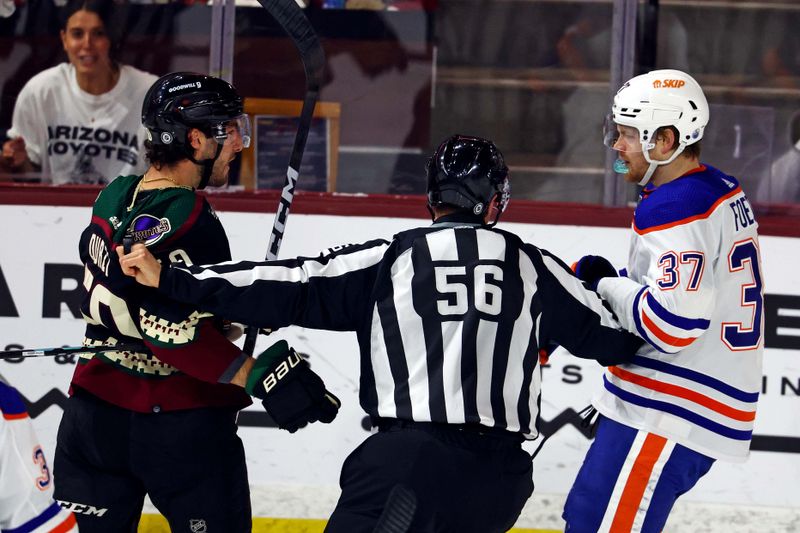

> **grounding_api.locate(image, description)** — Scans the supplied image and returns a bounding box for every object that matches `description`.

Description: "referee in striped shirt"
[119,134,643,532]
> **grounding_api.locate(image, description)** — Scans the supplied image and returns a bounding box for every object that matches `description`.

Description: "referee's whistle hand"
[116,243,162,288]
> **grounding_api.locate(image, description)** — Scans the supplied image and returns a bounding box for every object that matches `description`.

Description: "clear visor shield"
[213,114,252,149]
[602,114,652,153]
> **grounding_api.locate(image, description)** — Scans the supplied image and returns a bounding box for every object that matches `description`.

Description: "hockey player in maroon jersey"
[54,72,339,532]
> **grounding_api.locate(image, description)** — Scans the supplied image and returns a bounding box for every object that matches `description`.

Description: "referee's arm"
[154,239,391,331]
[529,247,644,365]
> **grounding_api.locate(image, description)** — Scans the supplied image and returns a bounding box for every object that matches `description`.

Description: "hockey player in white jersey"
[0,381,78,532]
[563,69,764,532]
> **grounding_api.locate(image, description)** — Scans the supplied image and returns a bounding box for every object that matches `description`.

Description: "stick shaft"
[243,0,325,356]
[0,343,146,360]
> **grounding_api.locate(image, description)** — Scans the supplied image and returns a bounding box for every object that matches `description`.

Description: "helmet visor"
[603,114,648,153]
[213,114,251,149]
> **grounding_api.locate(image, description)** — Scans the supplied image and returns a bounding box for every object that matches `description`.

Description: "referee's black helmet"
[426,134,510,219]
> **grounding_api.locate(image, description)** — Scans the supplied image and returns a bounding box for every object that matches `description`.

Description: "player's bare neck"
[127,167,193,211]
[651,155,700,188]
[432,206,459,220]
[140,167,194,191]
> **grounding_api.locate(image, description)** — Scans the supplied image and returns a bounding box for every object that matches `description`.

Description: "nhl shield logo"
[189,519,207,532]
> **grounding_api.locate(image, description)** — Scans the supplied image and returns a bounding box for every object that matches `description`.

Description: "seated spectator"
[1,0,156,184]
[761,10,800,91]
[756,111,800,204]
[766,138,800,203]
[555,6,689,169]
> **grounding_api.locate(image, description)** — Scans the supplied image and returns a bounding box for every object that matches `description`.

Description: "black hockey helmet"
[141,72,250,151]
[426,134,510,220]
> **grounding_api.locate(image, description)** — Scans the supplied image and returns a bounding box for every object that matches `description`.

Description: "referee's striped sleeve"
[526,246,643,365]
[158,239,391,331]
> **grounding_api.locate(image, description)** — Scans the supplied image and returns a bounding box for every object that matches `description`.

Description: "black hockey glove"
[245,340,341,433]
[572,255,618,291]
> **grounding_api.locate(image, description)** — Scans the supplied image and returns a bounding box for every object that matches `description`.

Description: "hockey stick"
[0,5,322,363]
[0,343,146,361]
[242,0,326,356]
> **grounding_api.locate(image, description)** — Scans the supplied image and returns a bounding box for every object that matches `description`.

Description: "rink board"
[0,203,798,529]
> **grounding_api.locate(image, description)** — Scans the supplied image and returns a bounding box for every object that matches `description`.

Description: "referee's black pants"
[326,419,534,533]
[53,389,252,532]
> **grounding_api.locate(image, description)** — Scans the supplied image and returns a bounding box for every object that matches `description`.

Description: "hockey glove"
[572,255,617,291]
[245,340,341,433]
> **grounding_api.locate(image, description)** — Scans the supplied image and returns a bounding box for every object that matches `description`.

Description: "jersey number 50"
[82,267,140,338]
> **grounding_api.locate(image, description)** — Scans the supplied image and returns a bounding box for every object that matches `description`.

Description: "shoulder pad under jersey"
[634,165,742,234]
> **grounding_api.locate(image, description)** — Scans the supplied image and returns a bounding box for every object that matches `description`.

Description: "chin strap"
[187,142,224,190]
[485,213,501,227]
[482,193,503,227]
[638,162,659,186]
[639,143,688,186]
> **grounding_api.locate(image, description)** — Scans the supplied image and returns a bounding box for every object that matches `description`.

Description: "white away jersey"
[594,165,764,462]
[7,63,157,185]
[0,382,77,532]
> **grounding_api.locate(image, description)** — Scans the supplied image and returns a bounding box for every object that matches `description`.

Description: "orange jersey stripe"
[2,411,29,420]
[634,186,742,235]
[609,433,668,533]
[683,165,707,176]
[608,366,757,422]
[641,310,696,347]
[51,512,77,533]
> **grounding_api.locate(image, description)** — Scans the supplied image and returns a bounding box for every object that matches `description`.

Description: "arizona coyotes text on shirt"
[46,124,140,166]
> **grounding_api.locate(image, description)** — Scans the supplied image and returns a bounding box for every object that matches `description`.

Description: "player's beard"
[208,154,236,188]
[619,155,649,184]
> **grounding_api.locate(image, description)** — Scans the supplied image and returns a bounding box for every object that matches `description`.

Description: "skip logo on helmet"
[653,79,686,89]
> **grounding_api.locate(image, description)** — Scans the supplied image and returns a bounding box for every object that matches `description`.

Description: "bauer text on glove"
[245,340,340,433]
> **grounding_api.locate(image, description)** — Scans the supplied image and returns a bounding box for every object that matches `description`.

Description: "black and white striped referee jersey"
[158,213,643,437]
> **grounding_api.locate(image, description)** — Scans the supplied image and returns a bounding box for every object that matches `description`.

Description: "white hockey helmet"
[604,69,709,185]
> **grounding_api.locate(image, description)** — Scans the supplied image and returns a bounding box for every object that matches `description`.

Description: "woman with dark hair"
[0,0,156,184]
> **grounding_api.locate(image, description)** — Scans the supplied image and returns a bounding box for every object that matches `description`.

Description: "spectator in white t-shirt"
[1,0,157,184]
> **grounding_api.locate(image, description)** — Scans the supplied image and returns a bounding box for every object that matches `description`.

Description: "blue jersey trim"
[3,501,62,533]
[631,287,668,353]
[603,377,753,441]
[645,292,711,332]
[630,356,760,403]
[634,165,740,232]
[0,382,27,417]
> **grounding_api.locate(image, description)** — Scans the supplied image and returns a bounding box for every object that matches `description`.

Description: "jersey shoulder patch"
[114,187,204,248]
[634,165,741,234]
